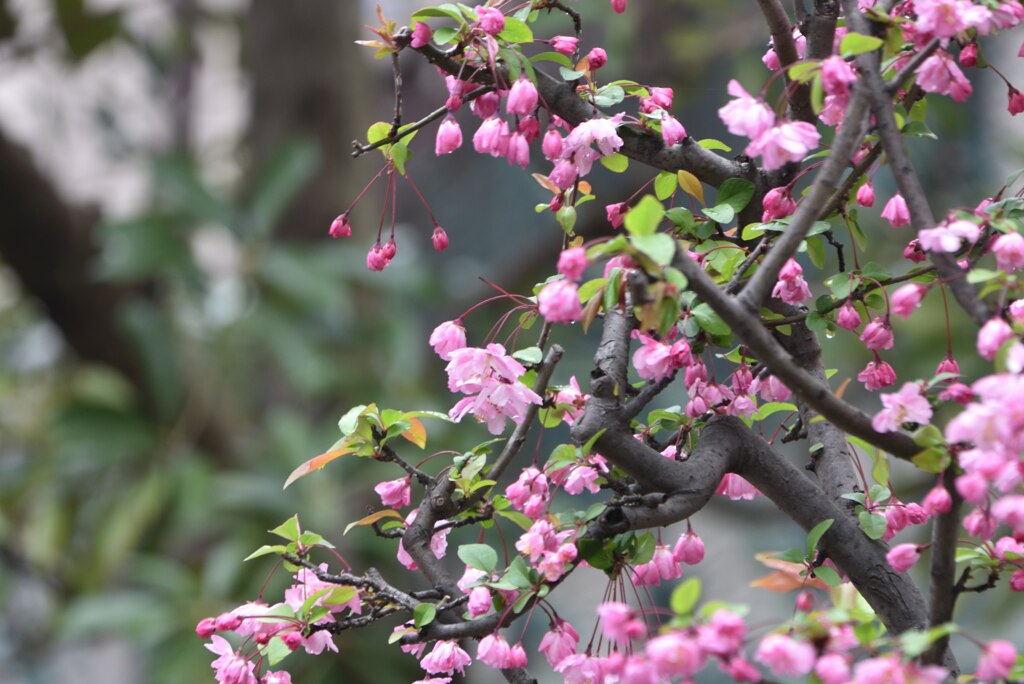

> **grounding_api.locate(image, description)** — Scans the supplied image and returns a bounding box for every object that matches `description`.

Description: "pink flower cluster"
[771,258,812,305]
[514,518,577,581]
[718,80,820,170]
[445,343,543,435]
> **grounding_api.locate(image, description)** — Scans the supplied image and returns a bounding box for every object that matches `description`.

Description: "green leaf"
[868,483,891,505]
[624,195,665,236]
[512,590,535,613]
[691,303,731,335]
[411,5,464,21]
[812,565,843,586]
[696,138,731,152]
[531,51,573,68]
[805,518,834,559]
[498,16,533,42]
[665,207,694,232]
[912,447,951,473]
[269,516,300,542]
[432,26,459,44]
[559,66,587,81]
[774,547,807,564]
[556,205,577,234]
[593,85,625,108]
[413,602,437,629]
[806,235,826,269]
[512,346,543,365]
[604,269,622,312]
[840,32,884,56]
[716,178,756,213]
[578,278,608,302]
[600,153,629,173]
[244,544,288,561]
[703,203,735,225]
[631,233,676,266]
[390,140,411,175]
[632,532,657,565]
[263,636,293,666]
[654,172,677,201]
[670,577,702,616]
[458,544,498,573]
[858,510,887,540]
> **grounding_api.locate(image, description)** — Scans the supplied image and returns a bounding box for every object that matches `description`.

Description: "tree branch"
[755,0,815,123]
[923,472,963,666]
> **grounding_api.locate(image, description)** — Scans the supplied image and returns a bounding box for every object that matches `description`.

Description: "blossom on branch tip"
[506,76,538,116]
[837,301,862,330]
[890,283,928,318]
[420,640,472,675]
[586,47,608,70]
[551,35,578,56]
[860,317,895,351]
[745,120,821,171]
[718,80,775,139]
[410,21,433,49]
[429,320,466,360]
[1010,87,1024,116]
[473,5,504,35]
[661,115,687,146]
[329,212,351,238]
[856,182,875,207]
[431,224,449,252]
[886,543,921,572]
[754,633,816,677]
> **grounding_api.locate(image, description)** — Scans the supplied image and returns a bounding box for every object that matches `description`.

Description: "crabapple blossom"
[557,247,588,281]
[860,317,895,351]
[889,283,927,318]
[374,477,411,507]
[886,543,922,572]
[586,47,607,70]
[661,115,687,146]
[837,301,863,330]
[915,49,973,102]
[431,224,449,251]
[673,529,705,564]
[428,320,466,360]
[746,120,821,171]
[993,231,1024,272]
[976,640,1017,682]
[329,212,351,238]
[506,76,538,116]
[410,21,433,48]
[631,330,691,380]
[923,484,953,515]
[539,620,579,668]
[754,634,816,677]
[871,382,932,433]
[881,194,911,227]
[761,186,796,221]
[718,80,775,139]
[538,278,582,323]
[473,5,504,35]
[856,182,875,207]
[550,35,578,55]
[420,640,472,676]
[206,636,257,684]
[645,631,707,677]
[976,317,1014,360]
[771,258,812,304]
[434,116,462,155]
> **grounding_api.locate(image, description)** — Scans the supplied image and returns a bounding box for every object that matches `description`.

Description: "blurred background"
[0,1,1021,682]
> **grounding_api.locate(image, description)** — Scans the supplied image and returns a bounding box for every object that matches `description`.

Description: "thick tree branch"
[404,34,744,187]
[672,248,921,459]
[803,0,839,60]
[755,0,814,123]
[923,473,963,666]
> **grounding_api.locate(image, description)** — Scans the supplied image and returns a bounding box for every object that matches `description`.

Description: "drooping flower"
[993,232,1024,272]
[632,330,691,381]
[762,186,796,221]
[557,247,589,281]
[506,76,538,116]
[976,317,1013,360]
[431,224,449,252]
[871,382,932,433]
[597,602,646,644]
[539,620,579,668]
[673,530,705,564]
[890,283,928,318]
[435,116,462,155]
[611,0,627,13]
[374,477,411,508]
[860,317,895,351]
[746,120,821,170]
[718,80,775,140]
[976,640,1017,682]
[329,212,352,238]
[420,640,472,676]
[856,182,875,207]
[206,636,258,684]
[771,258,812,304]
[881,194,911,227]
[922,484,953,515]
[886,543,921,572]
[645,631,707,677]
[366,243,389,271]
[551,35,578,56]
[446,343,542,434]
[429,320,467,360]
[754,634,816,677]
[915,49,973,102]
[474,5,505,35]
[661,115,687,146]
[410,21,433,49]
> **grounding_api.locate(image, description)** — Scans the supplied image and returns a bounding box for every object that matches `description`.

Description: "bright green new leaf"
[624,195,665,236]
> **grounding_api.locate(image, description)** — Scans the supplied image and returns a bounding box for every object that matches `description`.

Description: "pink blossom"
[993,231,1024,272]
[1010,87,1024,116]
[856,182,876,207]
[506,76,538,116]
[555,654,605,682]
[539,620,579,668]
[960,42,978,67]
[859,358,898,390]
[935,354,959,377]
[916,49,973,102]
[956,473,990,505]
[754,634,816,677]
[561,115,625,161]
[673,530,705,564]
[477,634,513,668]
[771,258,812,304]
[762,186,796,221]
[505,131,529,168]
[611,0,627,13]
[557,247,588,281]
[1011,568,1024,591]
[598,602,646,644]
[421,640,472,675]
[551,35,578,56]
[196,617,217,639]
[821,56,857,99]
[410,21,433,48]
[887,543,921,572]
[977,640,1016,681]
[631,544,682,586]
[718,80,775,139]
[904,238,927,262]
[263,672,292,684]
[923,484,953,515]
[872,382,932,433]
[606,201,628,228]
[542,127,563,160]
[206,636,257,684]
[587,47,608,70]
[860,317,895,351]
[432,225,449,252]
[890,283,927,318]
[374,477,411,508]
[435,116,462,155]
[918,217,981,252]
[473,116,509,157]
[977,317,1014,360]
[648,86,674,109]
[214,612,242,631]
[753,374,792,402]
[471,91,500,119]
[914,0,993,40]
[1010,299,1024,323]
[964,508,998,538]
[632,330,691,381]
[381,238,397,260]
[661,115,687,146]
[446,344,542,434]
[538,279,582,324]
[329,212,351,238]
[474,5,504,35]
[429,320,467,360]
[992,495,1024,533]
[716,473,761,500]
[881,194,911,227]
[696,610,746,656]
[746,120,821,170]
[646,631,707,677]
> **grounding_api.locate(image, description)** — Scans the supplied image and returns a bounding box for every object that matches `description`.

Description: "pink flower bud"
[856,181,875,207]
[890,283,927,318]
[505,131,530,168]
[471,91,500,118]
[649,87,673,109]
[467,586,492,617]
[959,42,978,67]
[1011,568,1024,591]
[605,201,628,228]
[935,355,959,377]
[329,212,352,238]
[857,358,896,391]
[881,194,911,227]
[977,641,1017,682]
[1009,87,1024,116]
[551,35,578,56]
[586,47,608,70]
[195,617,217,638]
[661,115,687,146]
[860,317,895,351]
[374,477,411,507]
[429,320,466,360]
[836,301,862,330]
[795,591,813,612]
[214,612,242,631]
[956,473,989,505]
[518,115,540,142]
[538,279,582,324]
[903,238,927,262]
[611,0,627,13]
[281,631,303,651]
[431,225,449,252]
[435,115,463,155]
[762,186,796,221]
[922,484,952,515]
[474,5,505,34]
[507,75,539,116]
[886,543,921,572]
[381,238,397,260]
[542,126,563,160]
[366,244,389,271]
[410,21,433,49]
